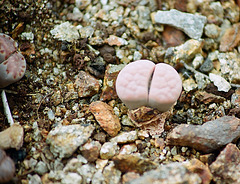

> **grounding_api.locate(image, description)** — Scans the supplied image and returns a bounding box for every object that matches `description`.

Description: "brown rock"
[174,0,188,12]
[228,108,240,119]
[210,143,240,184]
[220,23,240,52]
[112,154,157,174]
[80,140,101,162]
[93,132,106,143]
[89,101,121,136]
[194,91,225,104]
[100,64,125,101]
[162,25,186,48]
[166,116,240,153]
[184,158,212,184]
[74,71,100,98]
[0,123,24,150]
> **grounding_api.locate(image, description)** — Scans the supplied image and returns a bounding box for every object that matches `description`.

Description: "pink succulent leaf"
[116,60,182,112]
[0,33,18,63]
[0,34,26,88]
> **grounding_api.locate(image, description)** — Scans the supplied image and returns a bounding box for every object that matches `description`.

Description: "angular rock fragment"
[209,73,231,92]
[166,116,240,153]
[74,71,100,98]
[50,22,80,42]
[46,124,95,158]
[210,143,240,184]
[151,9,207,39]
[112,154,157,174]
[89,101,121,136]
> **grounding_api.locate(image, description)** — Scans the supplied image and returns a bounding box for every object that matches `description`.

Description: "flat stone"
[74,71,100,98]
[112,154,157,174]
[129,162,201,184]
[210,143,240,184]
[209,73,231,92]
[110,131,138,144]
[89,101,121,136]
[166,116,240,153]
[46,124,95,158]
[194,91,225,104]
[151,9,207,39]
[0,123,24,150]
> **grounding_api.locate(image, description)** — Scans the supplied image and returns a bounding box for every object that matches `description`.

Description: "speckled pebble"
[46,124,95,158]
[210,143,240,184]
[204,24,221,38]
[61,172,82,184]
[110,131,138,144]
[100,142,119,159]
[165,39,203,64]
[129,162,201,184]
[50,22,80,42]
[152,9,207,39]
[74,71,100,98]
[34,161,48,175]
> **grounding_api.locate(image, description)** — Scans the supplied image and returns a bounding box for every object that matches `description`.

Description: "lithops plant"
[0,33,26,88]
[0,148,15,183]
[116,60,182,112]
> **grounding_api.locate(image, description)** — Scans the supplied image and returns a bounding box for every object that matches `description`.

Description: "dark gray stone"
[199,59,214,73]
